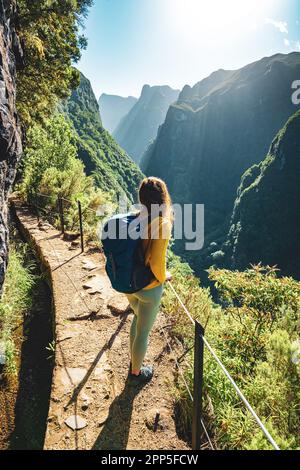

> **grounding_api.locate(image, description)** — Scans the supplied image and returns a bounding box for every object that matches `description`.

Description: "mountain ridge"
[142,52,300,276]
[63,72,143,202]
[114,84,180,164]
[98,93,137,134]
[225,109,300,279]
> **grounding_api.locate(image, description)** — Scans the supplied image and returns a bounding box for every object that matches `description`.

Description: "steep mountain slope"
[64,72,143,202]
[98,93,137,134]
[114,85,180,164]
[225,110,300,279]
[142,53,300,273]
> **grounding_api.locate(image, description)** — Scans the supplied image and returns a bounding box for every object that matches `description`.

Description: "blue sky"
[78,0,300,99]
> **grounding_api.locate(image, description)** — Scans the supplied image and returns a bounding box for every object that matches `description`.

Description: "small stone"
[107,295,131,315]
[69,245,77,251]
[80,392,91,411]
[81,392,91,402]
[93,366,106,380]
[59,367,87,388]
[38,221,52,231]
[145,408,169,432]
[63,232,80,242]
[83,276,104,294]
[65,415,87,431]
[82,260,98,271]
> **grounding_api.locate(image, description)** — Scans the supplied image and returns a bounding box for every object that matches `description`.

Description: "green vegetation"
[0,244,36,375]
[63,72,143,202]
[16,0,93,127]
[163,258,300,449]
[226,110,300,280]
[18,113,112,241]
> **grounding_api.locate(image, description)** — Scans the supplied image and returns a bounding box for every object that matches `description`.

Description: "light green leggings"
[126,284,163,371]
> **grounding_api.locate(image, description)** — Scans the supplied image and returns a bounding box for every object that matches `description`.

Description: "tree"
[16,0,93,127]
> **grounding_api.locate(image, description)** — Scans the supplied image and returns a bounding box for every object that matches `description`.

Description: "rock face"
[98,93,137,134]
[142,53,300,275]
[226,110,300,279]
[114,85,180,164]
[64,72,143,202]
[0,0,22,291]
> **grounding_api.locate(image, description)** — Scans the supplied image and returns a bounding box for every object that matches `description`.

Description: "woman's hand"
[166,271,172,282]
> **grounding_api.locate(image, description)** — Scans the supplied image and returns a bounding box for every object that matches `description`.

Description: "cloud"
[266,18,288,34]
[284,38,290,47]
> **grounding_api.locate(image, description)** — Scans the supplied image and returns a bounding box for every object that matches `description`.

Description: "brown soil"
[12,200,190,451]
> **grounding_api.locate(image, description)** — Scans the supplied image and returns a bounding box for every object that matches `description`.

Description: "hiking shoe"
[129,365,154,383]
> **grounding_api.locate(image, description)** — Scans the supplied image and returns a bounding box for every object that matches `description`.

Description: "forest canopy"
[16,0,94,127]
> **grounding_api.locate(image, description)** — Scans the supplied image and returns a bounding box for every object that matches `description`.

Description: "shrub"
[17,114,113,241]
[165,262,300,449]
[0,245,36,375]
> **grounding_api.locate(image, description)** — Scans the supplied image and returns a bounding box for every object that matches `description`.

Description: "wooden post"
[78,200,84,253]
[192,320,205,450]
[58,196,65,234]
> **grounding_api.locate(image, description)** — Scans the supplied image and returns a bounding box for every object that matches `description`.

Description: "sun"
[169,0,275,43]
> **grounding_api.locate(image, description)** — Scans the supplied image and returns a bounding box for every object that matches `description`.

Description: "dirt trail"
[12,200,189,451]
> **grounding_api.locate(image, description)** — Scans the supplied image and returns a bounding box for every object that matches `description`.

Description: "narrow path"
[11,199,189,451]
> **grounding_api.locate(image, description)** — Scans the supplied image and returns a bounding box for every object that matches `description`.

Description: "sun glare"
[170,0,275,42]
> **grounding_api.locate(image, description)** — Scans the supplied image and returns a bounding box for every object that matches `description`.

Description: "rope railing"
[166,282,280,451]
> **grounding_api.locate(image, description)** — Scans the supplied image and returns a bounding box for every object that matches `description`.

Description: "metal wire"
[168,282,195,325]
[200,418,215,450]
[60,197,100,218]
[157,317,214,450]
[166,282,280,451]
[202,336,280,450]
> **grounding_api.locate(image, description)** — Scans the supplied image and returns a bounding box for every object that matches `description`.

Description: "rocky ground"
[12,201,190,451]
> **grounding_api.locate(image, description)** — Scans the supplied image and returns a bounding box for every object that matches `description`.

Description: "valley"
[0,0,299,453]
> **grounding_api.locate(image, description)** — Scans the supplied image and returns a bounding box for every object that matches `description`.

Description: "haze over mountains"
[142,52,300,278]
[98,93,137,134]
[113,84,180,164]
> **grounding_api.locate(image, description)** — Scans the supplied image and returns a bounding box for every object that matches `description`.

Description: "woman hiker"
[126,177,173,382]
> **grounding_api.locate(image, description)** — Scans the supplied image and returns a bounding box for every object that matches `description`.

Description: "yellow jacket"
[142,216,172,290]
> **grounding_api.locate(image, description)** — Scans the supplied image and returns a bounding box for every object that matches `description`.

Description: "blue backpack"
[101,213,154,294]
